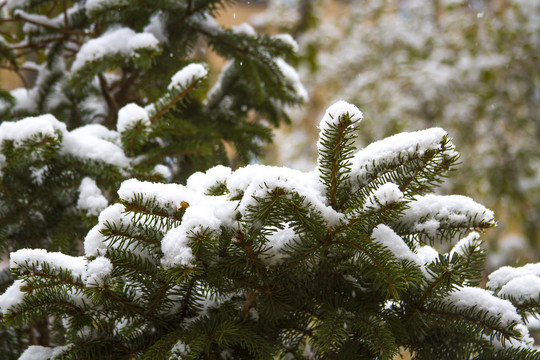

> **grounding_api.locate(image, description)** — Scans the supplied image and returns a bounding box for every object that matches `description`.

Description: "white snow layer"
[351,127,453,185]
[8,88,37,114]
[487,263,540,291]
[14,9,59,32]
[62,124,129,167]
[71,27,159,72]
[398,194,495,236]
[363,182,403,211]
[275,58,308,101]
[18,345,71,360]
[0,114,66,147]
[231,23,256,36]
[273,33,299,52]
[84,203,129,257]
[0,116,125,167]
[498,275,540,303]
[171,341,190,356]
[0,279,26,315]
[371,224,420,264]
[117,103,150,133]
[78,177,108,216]
[168,63,208,91]
[85,0,111,12]
[0,250,87,315]
[265,224,297,265]
[10,248,86,279]
[84,256,113,287]
[449,232,481,257]
[318,100,363,133]
[444,286,521,327]
[416,245,439,264]
[113,162,344,268]
[227,165,344,226]
[153,164,171,179]
[143,12,167,43]
[186,165,232,194]
[18,346,54,360]
[117,179,237,268]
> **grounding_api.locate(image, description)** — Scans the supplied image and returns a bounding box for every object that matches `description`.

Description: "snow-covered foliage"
[0,0,304,253]
[70,27,160,72]
[256,0,540,255]
[0,1,306,357]
[3,101,538,359]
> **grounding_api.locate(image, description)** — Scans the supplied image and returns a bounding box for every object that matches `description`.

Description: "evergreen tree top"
[1,101,538,359]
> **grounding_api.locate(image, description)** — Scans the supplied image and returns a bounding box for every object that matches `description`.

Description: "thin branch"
[98,72,119,127]
[11,12,94,37]
[338,239,398,296]
[149,79,202,124]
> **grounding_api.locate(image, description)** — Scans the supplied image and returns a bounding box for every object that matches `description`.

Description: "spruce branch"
[419,306,519,341]
[149,78,203,125]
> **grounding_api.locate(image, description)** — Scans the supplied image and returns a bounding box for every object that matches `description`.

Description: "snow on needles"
[62,124,129,167]
[0,114,129,168]
[84,256,113,287]
[227,165,344,227]
[273,34,299,52]
[186,165,232,194]
[117,179,237,268]
[444,286,522,328]
[397,194,495,237]
[71,27,159,73]
[498,275,540,304]
[17,346,54,360]
[275,58,308,102]
[84,203,130,257]
[371,224,421,265]
[0,114,66,147]
[486,263,540,297]
[351,127,453,185]
[168,63,208,91]
[78,177,108,216]
[18,345,71,360]
[117,103,150,133]
[231,23,257,36]
[0,249,88,315]
[449,232,481,257]
[363,182,403,211]
[10,248,86,279]
[0,279,26,315]
[318,100,363,134]
[265,224,297,265]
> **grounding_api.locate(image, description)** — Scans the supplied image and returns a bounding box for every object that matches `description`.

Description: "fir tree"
[256,0,540,259]
[2,101,540,359]
[0,0,305,356]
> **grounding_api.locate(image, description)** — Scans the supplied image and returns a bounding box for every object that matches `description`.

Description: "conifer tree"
[0,0,305,356]
[255,0,540,258]
[2,101,540,359]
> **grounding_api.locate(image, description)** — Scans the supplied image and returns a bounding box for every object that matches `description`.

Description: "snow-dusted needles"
[0,100,538,359]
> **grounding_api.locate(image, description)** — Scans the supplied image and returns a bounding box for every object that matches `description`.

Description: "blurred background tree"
[253,0,540,268]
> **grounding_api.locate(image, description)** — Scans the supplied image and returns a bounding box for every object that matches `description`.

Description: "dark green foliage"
[0,0,304,357]
[0,0,303,255]
[3,103,538,359]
